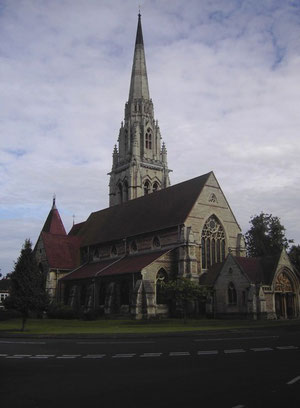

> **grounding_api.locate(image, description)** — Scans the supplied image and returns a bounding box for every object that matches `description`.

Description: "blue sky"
[1,0,300,275]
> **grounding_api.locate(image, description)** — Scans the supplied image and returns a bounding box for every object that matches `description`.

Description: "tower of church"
[108,13,171,206]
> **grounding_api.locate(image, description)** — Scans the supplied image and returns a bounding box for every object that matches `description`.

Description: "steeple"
[108,13,171,207]
[128,13,150,101]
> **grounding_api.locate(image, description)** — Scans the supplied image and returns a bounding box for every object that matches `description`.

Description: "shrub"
[47,303,77,319]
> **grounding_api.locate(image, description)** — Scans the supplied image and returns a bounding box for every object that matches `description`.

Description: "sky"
[1,0,300,276]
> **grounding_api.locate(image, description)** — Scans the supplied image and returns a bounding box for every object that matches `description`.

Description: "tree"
[289,245,300,273]
[245,213,292,257]
[161,277,208,323]
[3,239,49,331]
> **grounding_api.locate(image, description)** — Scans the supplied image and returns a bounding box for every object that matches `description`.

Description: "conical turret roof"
[128,13,150,101]
[41,197,66,236]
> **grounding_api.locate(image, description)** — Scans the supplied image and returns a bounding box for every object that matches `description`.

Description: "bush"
[82,307,104,321]
[47,303,77,319]
[0,309,22,321]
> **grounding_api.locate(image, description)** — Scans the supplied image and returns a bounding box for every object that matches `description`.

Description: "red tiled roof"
[78,173,211,247]
[61,249,170,281]
[42,206,66,235]
[42,232,80,270]
[234,255,279,284]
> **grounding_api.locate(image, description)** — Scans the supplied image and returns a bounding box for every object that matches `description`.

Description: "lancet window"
[145,128,152,149]
[228,282,237,305]
[156,269,168,305]
[201,215,226,269]
[144,180,150,195]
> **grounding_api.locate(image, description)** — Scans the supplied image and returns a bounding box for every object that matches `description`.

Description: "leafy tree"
[3,239,49,331]
[161,277,208,323]
[245,213,292,257]
[288,245,300,272]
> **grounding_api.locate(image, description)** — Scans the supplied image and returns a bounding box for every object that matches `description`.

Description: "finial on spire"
[52,193,56,208]
[72,214,75,226]
[138,5,141,18]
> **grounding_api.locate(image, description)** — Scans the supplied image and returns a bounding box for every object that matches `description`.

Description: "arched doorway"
[274,270,296,319]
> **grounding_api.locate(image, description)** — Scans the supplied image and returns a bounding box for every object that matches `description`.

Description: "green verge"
[0,318,299,335]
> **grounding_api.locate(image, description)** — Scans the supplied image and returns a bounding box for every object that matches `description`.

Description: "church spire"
[108,13,171,207]
[128,13,150,101]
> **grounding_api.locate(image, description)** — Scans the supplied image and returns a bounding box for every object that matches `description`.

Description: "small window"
[130,241,138,253]
[153,236,161,248]
[144,180,150,195]
[228,282,237,305]
[111,245,117,256]
[153,182,159,192]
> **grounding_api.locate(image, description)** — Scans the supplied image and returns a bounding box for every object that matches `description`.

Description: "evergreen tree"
[4,239,48,331]
[289,245,300,272]
[245,212,292,257]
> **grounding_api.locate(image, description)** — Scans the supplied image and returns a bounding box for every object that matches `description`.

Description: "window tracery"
[201,215,226,269]
[145,128,152,149]
[208,193,218,203]
[144,180,150,195]
[156,269,168,304]
[274,272,294,292]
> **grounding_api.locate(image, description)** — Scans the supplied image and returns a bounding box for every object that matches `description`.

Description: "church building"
[34,14,300,320]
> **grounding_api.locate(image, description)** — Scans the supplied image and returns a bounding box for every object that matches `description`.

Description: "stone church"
[35,14,300,320]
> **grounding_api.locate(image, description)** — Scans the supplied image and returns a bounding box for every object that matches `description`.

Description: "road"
[0,327,299,408]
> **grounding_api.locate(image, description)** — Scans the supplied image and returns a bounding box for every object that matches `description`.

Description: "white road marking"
[224,349,246,354]
[197,350,219,355]
[232,405,245,408]
[6,354,32,358]
[77,341,155,344]
[287,376,300,385]
[251,347,273,352]
[194,336,278,342]
[277,346,298,350]
[140,353,162,357]
[0,354,8,357]
[83,354,106,359]
[56,355,81,359]
[30,355,55,359]
[0,340,46,344]
[169,351,190,356]
[112,353,136,358]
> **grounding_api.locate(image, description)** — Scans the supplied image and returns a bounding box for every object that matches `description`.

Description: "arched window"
[144,180,150,195]
[120,280,130,305]
[153,182,159,192]
[123,181,129,202]
[98,284,106,305]
[153,236,161,248]
[118,183,123,204]
[156,269,168,304]
[201,215,226,269]
[228,282,237,305]
[130,240,138,253]
[145,128,152,149]
[111,245,117,257]
[124,129,128,152]
[94,247,100,260]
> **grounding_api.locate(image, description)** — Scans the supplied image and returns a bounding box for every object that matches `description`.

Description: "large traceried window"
[201,215,226,269]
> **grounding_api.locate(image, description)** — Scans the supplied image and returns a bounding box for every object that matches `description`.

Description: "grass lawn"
[0,318,299,335]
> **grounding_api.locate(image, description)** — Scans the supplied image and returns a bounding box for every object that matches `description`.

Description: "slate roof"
[42,232,80,270]
[199,262,225,286]
[77,172,211,247]
[61,249,170,281]
[68,222,85,236]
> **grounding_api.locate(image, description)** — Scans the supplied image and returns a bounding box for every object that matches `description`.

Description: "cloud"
[1,0,300,275]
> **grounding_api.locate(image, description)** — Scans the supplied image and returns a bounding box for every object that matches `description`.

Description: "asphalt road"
[0,327,299,408]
